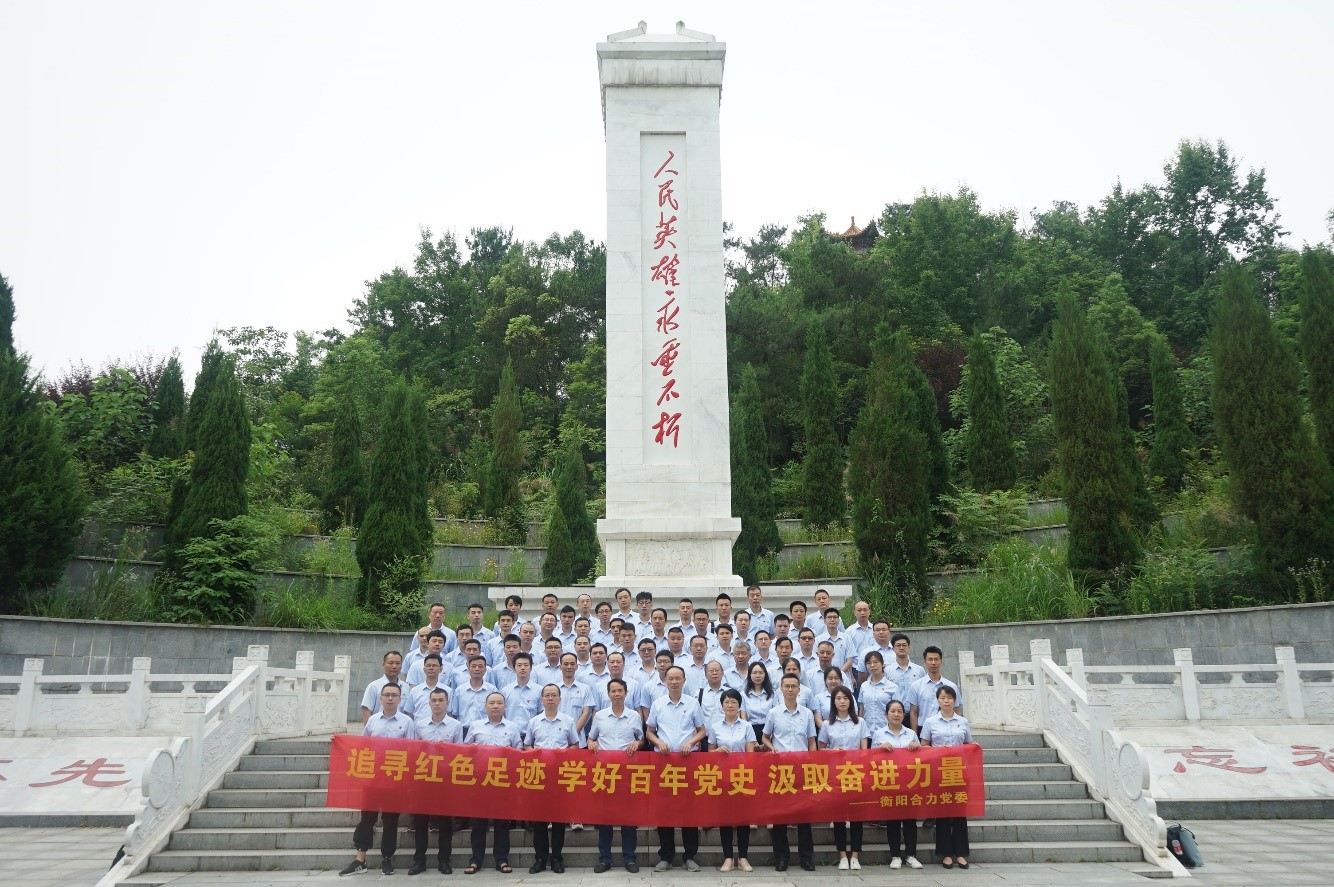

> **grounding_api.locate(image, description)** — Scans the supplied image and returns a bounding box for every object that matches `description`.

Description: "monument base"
[595,516,743,595]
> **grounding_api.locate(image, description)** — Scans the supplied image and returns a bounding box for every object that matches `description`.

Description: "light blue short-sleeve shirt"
[588,707,644,751]
[647,695,705,751]
[763,704,817,752]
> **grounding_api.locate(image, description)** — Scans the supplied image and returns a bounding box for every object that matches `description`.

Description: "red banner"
[327,735,984,827]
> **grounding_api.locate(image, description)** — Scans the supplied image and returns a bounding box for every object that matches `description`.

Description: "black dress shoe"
[594,860,611,873]
[625,860,639,873]
[439,860,453,875]
[408,860,428,876]
[775,859,789,872]
[551,857,565,873]
[801,860,816,871]
[530,860,547,874]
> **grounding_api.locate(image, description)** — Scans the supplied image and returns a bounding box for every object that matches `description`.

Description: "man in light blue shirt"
[360,651,407,724]
[744,585,775,637]
[525,684,580,874]
[589,678,644,873]
[408,686,460,875]
[339,683,416,876]
[910,646,962,732]
[451,656,498,731]
[646,667,706,872]
[501,653,541,725]
[763,674,817,872]
[889,632,928,687]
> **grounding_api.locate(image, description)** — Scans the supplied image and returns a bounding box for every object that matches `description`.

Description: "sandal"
[464,862,480,875]
[497,861,513,874]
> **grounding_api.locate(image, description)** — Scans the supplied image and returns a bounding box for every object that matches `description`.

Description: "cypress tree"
[1299,250,1334,472]
[552,431,597,581]
[894,332,950,515]
[848,326,931,602]
[320,396,366,531]
[799,319,845,528]
[1147,336,1195,493]
[163,341,225,557]
[1049,288,1141,586]
[963,330,1018,492]
[1111,356,1160,534]
[357,380,432,608]
[541,502,575,586]
[730,364,783,584]
[0,278,85,601]
[1213,268,1334,593]
[483,359,524,544]
[147,355,186,459]
[163,359,251,572]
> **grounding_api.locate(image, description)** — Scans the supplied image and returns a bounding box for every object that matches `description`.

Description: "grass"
[925,537,1092,625]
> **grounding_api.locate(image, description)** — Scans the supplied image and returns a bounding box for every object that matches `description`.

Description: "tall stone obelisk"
[594,22,743,598]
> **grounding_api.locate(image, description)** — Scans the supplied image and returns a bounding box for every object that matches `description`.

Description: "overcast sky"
[3,1,1331,385]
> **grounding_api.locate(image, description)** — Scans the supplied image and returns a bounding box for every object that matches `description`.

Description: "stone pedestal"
[594,23,742,598]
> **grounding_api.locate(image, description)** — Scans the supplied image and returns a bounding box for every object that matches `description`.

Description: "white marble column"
[595,22,742,596]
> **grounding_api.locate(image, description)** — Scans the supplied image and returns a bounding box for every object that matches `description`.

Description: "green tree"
[163,341,225,550]
[0,278,85,602]
[551,431,597,581]
[799,319,845,527]
[1299,250,1334,471]
[1212,268,1334,593]
[540,502,575,586]
[963,330,1017,491]
[1049,289,1141,587]
[164,359,251,574]
[483,359,525,544]
[147,355,186,459]
[59,368,152,479]
[730,365,783,584]
[320,396,366,531]
[357,380,432,608]
[1146,336,1195,493]
[848,326,932,609]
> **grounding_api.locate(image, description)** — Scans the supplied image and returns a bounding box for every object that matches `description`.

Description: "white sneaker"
[571,822,584,831]
[838,858,849,870]
[737,858,753,872]
[906,856,924,869]
[889,856,902,869]
[849,858,861,870]
[720,859,734,872]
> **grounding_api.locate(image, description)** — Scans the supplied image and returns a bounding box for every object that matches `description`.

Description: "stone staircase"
[122,731,1144,881]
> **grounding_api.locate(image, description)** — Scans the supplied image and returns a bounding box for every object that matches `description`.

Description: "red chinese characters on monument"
[28,758,131,788]
[1291,745,1334,772]
[648,149,684,448]
[1164,746,1267,775]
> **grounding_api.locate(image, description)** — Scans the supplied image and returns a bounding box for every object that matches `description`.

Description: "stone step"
[166,819,1126,853]
[985,779,1089,800]
[188,793,1105,830]
[253,739,333,756]
[220,760,1074,791]
[204,788,328,808]
[148,839,1143,871]
[970,731,1048,748]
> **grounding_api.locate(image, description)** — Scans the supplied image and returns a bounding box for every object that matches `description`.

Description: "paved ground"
[6,820,1334,887]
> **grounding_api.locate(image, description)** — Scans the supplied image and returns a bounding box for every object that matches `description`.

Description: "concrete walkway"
[6,820,1333,887]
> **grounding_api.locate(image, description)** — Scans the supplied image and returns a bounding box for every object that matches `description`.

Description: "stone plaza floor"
[6,819,1334,887]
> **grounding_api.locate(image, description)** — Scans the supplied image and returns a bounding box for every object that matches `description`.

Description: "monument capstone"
[594,22,744,600]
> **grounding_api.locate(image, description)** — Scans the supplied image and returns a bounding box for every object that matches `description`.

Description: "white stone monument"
[594,23,743,599]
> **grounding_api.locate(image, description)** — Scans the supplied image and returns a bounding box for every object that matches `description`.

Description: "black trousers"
[886,818,918,857]
[657,827,699,862]
[470,818,511,865]
[532,822,566,862]
[352,810,400,858]
[771,822,813,864]
[935,817,969,858]
[719,825,750,859]
[413,814,452,864]
[833,821,862,853]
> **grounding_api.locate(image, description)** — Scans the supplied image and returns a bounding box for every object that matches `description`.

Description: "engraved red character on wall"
[648,147,686,448]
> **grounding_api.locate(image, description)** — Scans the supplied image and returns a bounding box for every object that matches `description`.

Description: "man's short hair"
[427,629,446,641]
[891,632,910,646]
[383,651,403,662]
[430,686,449,698]
[560,605,576,615]
[513,652,533,666]
[423,653,442,665]
[924,645,944,659]
[636,591,653,602]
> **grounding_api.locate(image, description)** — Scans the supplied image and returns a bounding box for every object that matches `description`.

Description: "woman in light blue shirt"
[707,688,756,873]
[742,662,775,744]
[818,686,869,870]
[857,651,898,735]
[810,666,844,731]
[872,700,923,870]
[920,685,972,869]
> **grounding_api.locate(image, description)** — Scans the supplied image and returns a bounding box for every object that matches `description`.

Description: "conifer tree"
[163,341,225,556]
[730,365,782,584]
[1147,336,1194,493]
[164,358,251,572]
[0,277,85,601]
[963,330,1017,491]
[320,396,366,531]
[483,359,524,544]
[1049,289,1141,586]
[848,326,931,604]
[541,502,575,586]
[147,355,186,459]
[357,380,432,608]
[799,319,845,527]
[1299,250,1334,472]
[893,332,950,515]
[551,431,597,580]
[1111,357,1160,534]
[1213,268,1334,593]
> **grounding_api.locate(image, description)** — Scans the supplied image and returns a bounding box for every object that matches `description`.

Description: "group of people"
[339,587,974,877]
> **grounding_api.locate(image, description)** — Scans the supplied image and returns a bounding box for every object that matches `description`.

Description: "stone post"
[1030,639,1053,730]
[1173,648,1200,721]
[125,656,152,732]
[990,644,1010,728]
[1066,647,1086,688]
[295,651,315,734]
[14,658,43,733]
[1275,645,1305,719]
[594,22,742,599]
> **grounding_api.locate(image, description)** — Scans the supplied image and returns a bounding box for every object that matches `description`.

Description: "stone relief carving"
[624,540,711,575]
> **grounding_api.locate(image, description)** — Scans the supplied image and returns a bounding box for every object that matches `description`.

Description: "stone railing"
[960,639,1185,875]
[2,645,353,887]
